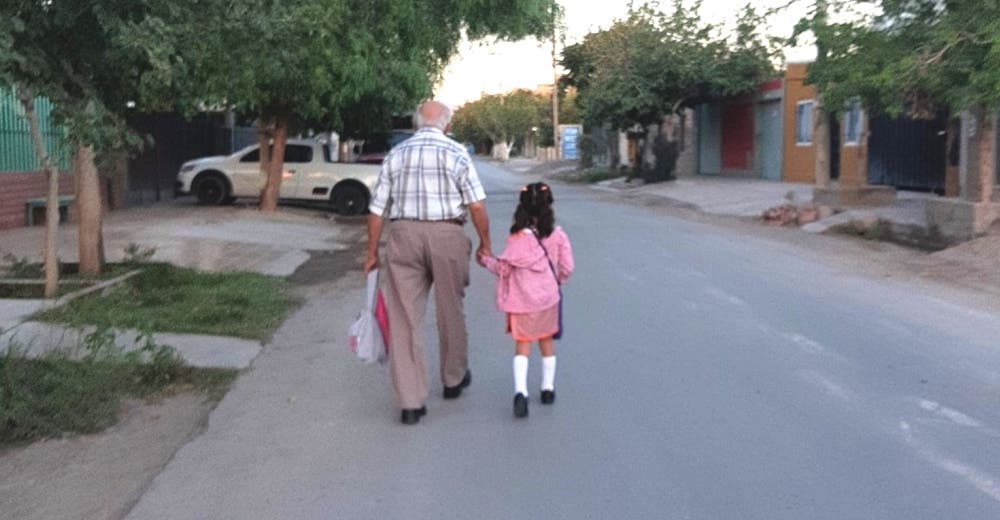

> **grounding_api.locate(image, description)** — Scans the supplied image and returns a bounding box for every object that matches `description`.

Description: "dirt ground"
[0,393,216,520]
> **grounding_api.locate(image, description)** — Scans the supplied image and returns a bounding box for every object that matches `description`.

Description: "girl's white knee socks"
[542,356,557,391]
[513,355,529,396]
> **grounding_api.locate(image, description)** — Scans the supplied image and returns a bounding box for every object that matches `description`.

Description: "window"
[843,102,864,145]
[240,144,313,163]
[240,148,260,162]
[796,100,814,145]
[283,144,313,163]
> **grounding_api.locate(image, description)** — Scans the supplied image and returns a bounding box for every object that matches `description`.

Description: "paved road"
[127,161,1000,519]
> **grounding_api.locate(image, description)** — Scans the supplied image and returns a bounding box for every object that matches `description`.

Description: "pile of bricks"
[762,204,821,227]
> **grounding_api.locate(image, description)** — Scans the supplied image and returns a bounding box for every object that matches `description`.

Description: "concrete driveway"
[0,200,363,276]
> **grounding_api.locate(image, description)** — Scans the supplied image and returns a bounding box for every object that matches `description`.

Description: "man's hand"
[364,253,378,274]
[468,202,491,264]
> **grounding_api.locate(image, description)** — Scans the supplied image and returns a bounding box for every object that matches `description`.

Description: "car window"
[284,145,313,163]
[323,144,335,163]
[240,148,260,162]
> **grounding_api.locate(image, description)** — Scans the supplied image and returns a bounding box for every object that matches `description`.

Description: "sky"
[433,0,819,107]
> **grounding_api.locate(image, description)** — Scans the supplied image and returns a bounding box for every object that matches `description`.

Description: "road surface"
[127,160,1000,520]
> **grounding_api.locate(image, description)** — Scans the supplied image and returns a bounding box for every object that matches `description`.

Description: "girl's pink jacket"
[482,226,574,314]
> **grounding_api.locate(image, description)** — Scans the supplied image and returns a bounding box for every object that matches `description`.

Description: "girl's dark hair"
[510,182,555,238]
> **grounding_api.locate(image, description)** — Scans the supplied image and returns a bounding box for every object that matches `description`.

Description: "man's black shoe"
[443,370,472,399]
[540,389,556,405]
[513,393,529,418]
[400,406,427,425]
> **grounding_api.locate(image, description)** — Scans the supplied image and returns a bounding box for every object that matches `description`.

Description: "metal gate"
[867,115,947,192]
[126,113,231,206]
[756,100,783,180]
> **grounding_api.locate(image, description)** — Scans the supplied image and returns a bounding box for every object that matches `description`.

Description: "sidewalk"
[594,176,814,218]
[0,201,364,368]
[0,200,359,276]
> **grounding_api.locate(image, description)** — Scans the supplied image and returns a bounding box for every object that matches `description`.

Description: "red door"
[722,102,754,172]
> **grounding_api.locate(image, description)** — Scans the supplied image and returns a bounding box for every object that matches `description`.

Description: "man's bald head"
[414,101,453,131]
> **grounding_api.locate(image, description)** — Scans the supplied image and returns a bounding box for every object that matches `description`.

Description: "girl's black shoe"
[540,389,555,405]
[513,393,529,418]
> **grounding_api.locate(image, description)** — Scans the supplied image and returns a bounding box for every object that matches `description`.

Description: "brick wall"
[0,171,75,230]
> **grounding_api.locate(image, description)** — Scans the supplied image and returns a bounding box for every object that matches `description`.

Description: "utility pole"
[551,7,560,160]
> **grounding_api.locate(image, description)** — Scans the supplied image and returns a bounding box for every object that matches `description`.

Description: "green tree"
[132,0,559,211]
[795,1,1000,189]
[1,15,60,295]
[452,90,546,160]
[561,2,777,182]
[1,1,155,276]
[803,1,1000,116]
[537,88,580,148]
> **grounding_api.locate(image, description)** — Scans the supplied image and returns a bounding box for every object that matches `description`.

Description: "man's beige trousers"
[384,220,472,409]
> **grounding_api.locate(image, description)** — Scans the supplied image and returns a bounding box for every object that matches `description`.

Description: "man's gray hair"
[413,101,452,131]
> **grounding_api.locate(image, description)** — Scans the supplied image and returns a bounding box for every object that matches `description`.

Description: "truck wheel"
[195,174,231,205]
[331,185,368,215]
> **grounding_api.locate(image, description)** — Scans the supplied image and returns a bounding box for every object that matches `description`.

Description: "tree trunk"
[16,85,60,298]
[814,96,831,187]
[492,140,512,161]
[74,143,105,275]
[945,117,960,197]
[854,125,869,187]
[259,109,289,212]
[608,130,621,173]
[641,123,658,174]
[257,121,273,196]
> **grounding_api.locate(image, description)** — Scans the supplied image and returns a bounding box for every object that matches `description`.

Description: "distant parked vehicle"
[175,139,380,215]
[355,130,476,164]
[355,130,415,165]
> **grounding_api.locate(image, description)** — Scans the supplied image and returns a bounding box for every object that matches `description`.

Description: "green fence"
[0,88,70,173]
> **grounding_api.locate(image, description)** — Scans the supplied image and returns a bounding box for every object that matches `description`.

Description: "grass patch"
[37,264,294,342]
[0,330,236,447]
[563,166,625,184]
[0,282,92,299]
[1,257,134,281]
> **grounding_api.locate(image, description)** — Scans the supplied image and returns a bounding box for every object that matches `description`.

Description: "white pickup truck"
[175,139,381,215]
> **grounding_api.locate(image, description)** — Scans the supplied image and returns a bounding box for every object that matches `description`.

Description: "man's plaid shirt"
[368,128,486,221]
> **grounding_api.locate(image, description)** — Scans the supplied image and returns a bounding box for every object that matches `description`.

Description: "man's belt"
[391,218,464,226]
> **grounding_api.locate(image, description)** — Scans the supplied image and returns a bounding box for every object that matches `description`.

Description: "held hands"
[476,242,492,267]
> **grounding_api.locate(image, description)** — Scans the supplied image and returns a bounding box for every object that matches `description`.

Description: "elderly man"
[365,101,492,425]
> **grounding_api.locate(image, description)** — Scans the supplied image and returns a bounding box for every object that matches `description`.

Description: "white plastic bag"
[349,270,387,364]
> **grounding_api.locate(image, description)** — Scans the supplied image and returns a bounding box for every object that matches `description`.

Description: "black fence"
[868,115,947,192]
[126,113,232,206]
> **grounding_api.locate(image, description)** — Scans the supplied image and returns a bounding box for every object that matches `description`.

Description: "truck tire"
[331,184,369,215]
[194,173,231,206]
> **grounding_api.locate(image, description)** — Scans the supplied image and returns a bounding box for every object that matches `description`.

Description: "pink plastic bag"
[375,290,389,353]
[349,270,387,364]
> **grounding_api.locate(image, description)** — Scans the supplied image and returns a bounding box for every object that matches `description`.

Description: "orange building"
[781,62,820,184]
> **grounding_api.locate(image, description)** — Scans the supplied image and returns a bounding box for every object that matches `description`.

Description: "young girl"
[479,182,574,418]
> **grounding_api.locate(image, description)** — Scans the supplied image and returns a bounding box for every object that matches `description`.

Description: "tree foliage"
[0,0,170,274]
[801,1,1000,118]
[452,90,542,152]
[121,0,558,209]
[1,0,148,152]
[561,1,778,131]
